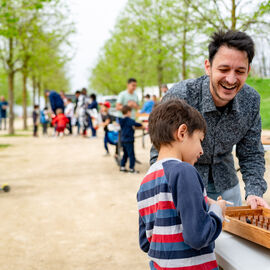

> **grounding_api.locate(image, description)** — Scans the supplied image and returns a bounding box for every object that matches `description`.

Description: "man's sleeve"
[139,215,150,253]
[166,163,223,250]
[236,107,267,198]
[133,119,142,127]
[117,92,123,104]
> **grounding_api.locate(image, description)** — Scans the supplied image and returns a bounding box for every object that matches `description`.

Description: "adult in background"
[161,84,168,96]
[151,30,269,209]
[116,78,139,119]
[88,94,98,138]
[74,90,81,135]
[0,96,8,130]
[140,94,155,114]
[45,90,65,115]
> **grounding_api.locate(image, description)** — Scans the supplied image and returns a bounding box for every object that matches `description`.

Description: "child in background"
[52,108,69,137]
[64,98,74,135]
[119,105,142,173]
[137,100,226,270]
[33,105,40,137]
[101,102,118,156]
[40,107,49,135]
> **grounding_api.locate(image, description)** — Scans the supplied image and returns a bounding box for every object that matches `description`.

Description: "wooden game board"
[223,206,270,249]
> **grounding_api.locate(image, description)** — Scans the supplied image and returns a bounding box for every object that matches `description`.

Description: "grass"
[246,77,270,130]
[0,133,30,137]
[0,144,11,148]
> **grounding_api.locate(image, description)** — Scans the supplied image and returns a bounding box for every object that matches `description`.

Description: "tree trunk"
[22,71,28,130]
[182,25,187,80]
[8,71,15,135]
[37,80,41,106]
[32,76,36,106]
[7,37,15,135]
[231,0,236,29]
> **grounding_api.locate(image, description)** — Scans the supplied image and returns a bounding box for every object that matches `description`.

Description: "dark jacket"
[49,91,64,113]
[119,117,142,143]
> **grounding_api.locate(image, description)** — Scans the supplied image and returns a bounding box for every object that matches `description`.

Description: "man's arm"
[116,93,124,111]
[236,107,268,208]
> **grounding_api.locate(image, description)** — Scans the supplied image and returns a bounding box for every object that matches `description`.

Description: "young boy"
[137,100,226,270]
[40,106,49,135]
[33,104,40,137]
[52,108,69,137]
[119,105,142,173]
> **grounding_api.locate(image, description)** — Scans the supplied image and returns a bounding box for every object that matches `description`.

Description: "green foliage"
[246,77,270,129]
[90,0,270,95]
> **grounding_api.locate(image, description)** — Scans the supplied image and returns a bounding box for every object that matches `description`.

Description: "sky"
[67,0,127,91]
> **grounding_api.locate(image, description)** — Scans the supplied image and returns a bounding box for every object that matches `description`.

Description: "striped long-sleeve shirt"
[137,158,223,270]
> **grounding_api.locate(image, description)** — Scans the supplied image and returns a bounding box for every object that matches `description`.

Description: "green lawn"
[246,77,270,130]
[0,144,11,148]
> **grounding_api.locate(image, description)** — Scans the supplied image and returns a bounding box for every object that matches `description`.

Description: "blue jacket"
[49,91,64,113]
[119,117,142,143]
[141,100,155,114]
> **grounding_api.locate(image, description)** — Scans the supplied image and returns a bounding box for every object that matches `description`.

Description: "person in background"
[140,94,155,114]
[152,95,158,104]
[119,105,142,173]
[78,88,88,136]
[0,96,8,130]
[88,93,98,138]
[33,105,40,137]
[116,78,139,119]
[52,108,69,137]
[161,84,168,95]
[60,90,68,105]
[40,106,49,135]
[74,90,81,135]
[45,90,65,115]
[65,98,74,135]
[101,102,116,155]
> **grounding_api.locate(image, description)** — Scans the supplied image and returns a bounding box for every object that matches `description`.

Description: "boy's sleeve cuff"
[209,204,224,222]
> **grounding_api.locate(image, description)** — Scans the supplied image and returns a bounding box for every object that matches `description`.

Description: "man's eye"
[236,71,245,74]
[219,69,228,72]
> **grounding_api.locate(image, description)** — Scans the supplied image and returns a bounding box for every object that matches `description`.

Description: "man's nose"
[226,72,237,85]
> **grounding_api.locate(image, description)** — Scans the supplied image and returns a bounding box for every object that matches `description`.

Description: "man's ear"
[248,65,251,74]
[177,124,188,142]
[204,59,211,76]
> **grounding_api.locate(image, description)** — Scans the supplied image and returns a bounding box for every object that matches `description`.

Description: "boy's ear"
[177,124,188,142]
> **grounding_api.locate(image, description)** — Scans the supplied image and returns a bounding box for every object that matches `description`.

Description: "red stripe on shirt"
[139,201,176,217]
[151,233,184,243]
[141,169,164,185]
[153,260,218,270]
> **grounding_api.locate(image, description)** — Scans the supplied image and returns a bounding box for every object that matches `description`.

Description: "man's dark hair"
[208,30,255,65]
[127,78,137,84]
[75,90,80,95]
[145,94,150,99]
[90,93,96,101]
[122,105,132,115]
[149,99,207,151]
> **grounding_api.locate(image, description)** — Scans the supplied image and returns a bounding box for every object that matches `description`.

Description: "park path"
[0,132,149,270]
[0,128,269,270]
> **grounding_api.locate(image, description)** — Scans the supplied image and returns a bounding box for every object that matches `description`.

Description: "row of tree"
[0,0,74,134]
[89,0,270,97]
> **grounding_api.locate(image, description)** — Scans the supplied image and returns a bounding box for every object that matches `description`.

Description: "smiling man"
[150,30,269,208]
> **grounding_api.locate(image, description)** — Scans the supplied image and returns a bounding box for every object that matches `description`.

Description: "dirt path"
[0,128,269,270]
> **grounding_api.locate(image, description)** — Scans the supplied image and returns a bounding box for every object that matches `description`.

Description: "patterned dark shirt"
[150,75,267,198]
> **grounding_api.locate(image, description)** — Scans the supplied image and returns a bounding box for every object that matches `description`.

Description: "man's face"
[205,46,250,106]
[127,82,137,93]
[0,96,4,101]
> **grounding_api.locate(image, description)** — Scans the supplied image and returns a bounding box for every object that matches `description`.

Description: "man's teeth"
[220,84,237,90]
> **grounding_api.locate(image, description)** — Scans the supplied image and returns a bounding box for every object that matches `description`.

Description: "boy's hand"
[207,197,216,206]
[215,200,227,217]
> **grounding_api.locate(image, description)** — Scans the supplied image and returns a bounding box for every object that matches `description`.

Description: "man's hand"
[246,195,270,209]
[127,100,138,109]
